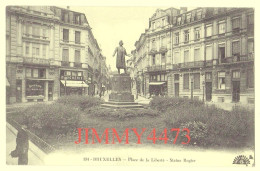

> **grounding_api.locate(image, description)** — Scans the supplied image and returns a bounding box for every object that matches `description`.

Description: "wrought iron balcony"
[179,61,204,68]
[61,61,70,67]
[74,62,82,68]
[147,65,166,72]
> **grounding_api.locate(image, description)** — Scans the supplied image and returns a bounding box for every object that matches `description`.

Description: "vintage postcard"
[2,0,259,170]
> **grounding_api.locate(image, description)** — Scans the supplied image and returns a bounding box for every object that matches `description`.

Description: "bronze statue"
[113,40,130,74]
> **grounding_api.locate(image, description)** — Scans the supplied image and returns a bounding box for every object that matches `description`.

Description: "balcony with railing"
[147,65,166,72]
[23,57,50,66]
[74,62,82,68]
[179,61,205,68]
[61,61,70,67]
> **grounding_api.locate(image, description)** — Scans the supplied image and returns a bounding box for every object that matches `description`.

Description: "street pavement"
[6,123,45,165]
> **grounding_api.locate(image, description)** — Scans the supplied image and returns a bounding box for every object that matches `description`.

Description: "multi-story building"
[6,6,107,103]
[132,7,254,104]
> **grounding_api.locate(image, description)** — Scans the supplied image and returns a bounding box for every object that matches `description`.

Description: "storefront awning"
[6,78,10,87]
[61,80,89,88]
[149,82,165,85]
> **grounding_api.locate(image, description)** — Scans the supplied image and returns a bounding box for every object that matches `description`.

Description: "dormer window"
[162,18,165,27]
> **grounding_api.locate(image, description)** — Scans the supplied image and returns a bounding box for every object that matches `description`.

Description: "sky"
[69,7,166,71]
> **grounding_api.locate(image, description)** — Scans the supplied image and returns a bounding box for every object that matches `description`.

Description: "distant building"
[6,6,108,103]
[132,7,254,104]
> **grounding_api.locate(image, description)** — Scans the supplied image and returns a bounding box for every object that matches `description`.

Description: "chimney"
[67,6,70,10]
[180,7,187,14]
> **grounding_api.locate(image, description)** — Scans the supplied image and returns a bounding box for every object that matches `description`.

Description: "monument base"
[101,73,143,109]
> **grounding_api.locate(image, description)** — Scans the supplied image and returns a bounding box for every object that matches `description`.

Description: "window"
[175,32,179,44]
[62,49,69,61]
[152,40,156,49]
[248,14,254,25]
[184,50,189,63]
[42,45,46,58]
[194,27,200,40]
[183,74,189,89]
[72,71,77,79]
[177,17,181,25]
[157,21,160,28]
[162,18,165,27]
[205,72,212,80]
[26,68,32,77]
[42,27,48,39]
[32,44,40,57]
[184,30,189,42]
[161,37,166,47]
[232,41,240,56]
[75,31,81,44]
[186,13,191,22]
[161,53,166,64]
[218,21,226,34]
[232,17,240,29]
[218,71,226,89]
[152,55,156,65]
[26,80,44,97]
[25,23,30,36]
[75,15,81,24]
[206,25,212,37]
[194,48,200,61]
[197,10,202,19]
[32,25,40,38]
[206,46,212,60]
[232,70,240,79]
[248,40,254,54]
[247,69,254,88]
[39,69,46,78]
[174,74,179,81]
[174,52,180,64]
[194,73,200,89]
[161,74,166,81]
[26,43,30,55]
[33,68,39,78]
[63,29,69,42]
[75,50,81,63]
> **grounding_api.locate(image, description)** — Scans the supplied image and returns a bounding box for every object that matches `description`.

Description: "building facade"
[6,6,108,103]
[132,7,254,104]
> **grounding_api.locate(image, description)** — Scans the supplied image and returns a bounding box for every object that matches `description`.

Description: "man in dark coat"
[10,123,29,165]
[113,40,131,74]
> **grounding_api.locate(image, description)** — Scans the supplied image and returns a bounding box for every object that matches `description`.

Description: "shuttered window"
[194,73,200,89]
[75,31,81,44]
[183,74,189,89]
[62,49,69,61]
[63,29,69,41]
[247,69,254,88]
[75,50,81,63]
[232,41,240,55]
[232,17,240,29]
[206,46,212,60]
[184,50,189,63]
[194,48,200,61]
[174,52,180,64]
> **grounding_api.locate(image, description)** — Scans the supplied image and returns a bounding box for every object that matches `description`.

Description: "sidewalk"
[6,123,46,165]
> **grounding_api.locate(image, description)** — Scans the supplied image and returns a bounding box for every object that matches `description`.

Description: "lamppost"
[190,74,194,100]
[202,81,205,102]
[64,77,67,96]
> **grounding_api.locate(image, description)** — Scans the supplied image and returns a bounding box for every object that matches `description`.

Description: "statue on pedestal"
[113,40,131,74]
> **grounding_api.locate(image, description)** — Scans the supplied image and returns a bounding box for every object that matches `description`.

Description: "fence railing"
[6,117,55,154]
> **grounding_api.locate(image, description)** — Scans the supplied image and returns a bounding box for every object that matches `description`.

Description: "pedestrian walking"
[10,121,29,165]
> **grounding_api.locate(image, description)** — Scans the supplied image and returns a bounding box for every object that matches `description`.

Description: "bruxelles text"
[74,128,190,144]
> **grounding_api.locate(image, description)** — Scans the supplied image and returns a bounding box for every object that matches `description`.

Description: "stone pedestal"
[109,74,134,102]
[101,74,143,109]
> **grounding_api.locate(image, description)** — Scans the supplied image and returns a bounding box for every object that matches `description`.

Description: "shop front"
[149,73,168,96]
[60,69,88,96]
[26,79,45,102]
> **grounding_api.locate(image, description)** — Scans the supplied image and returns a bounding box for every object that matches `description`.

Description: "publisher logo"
[233,155,251,166]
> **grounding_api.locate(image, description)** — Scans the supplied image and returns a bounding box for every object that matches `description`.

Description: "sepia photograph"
[2,0,258,169]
